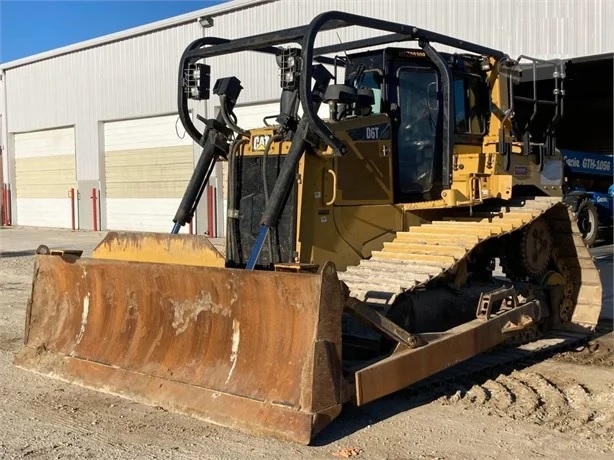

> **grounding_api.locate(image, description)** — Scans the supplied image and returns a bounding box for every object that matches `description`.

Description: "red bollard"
[91,188,98,231]
[206,185,217,238]
[6,185,11,226]
[207,186,213,237]
[2,185,7,226]
[68,188,76,230]
[2,184,11,226]
[213,186,218,238]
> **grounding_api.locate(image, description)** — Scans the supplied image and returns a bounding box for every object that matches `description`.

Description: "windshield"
[397,67,439,195]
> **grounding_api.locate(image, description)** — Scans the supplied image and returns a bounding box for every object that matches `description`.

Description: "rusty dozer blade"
[15,253,347,444]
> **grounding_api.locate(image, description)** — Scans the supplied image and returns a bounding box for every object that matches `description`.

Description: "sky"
[0,0,227,63]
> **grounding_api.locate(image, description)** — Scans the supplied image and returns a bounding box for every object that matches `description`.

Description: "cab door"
[393,65,441,201]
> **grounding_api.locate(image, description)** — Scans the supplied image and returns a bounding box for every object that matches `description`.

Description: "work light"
[276,48,301,89]
[185,63,211,100]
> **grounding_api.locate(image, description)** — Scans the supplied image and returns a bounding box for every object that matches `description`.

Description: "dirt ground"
[0,226,612,460]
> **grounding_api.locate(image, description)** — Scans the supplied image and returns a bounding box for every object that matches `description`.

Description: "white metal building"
[1,0,612,235]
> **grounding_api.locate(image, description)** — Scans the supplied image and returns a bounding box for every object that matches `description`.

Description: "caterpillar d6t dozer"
[16,11,602,445]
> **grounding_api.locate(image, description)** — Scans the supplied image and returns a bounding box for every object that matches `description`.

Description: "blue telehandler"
[562,149,613,247]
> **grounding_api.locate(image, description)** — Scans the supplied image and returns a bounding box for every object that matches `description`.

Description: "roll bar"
[177,10,509,153]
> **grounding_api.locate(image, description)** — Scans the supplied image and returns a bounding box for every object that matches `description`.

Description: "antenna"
[336,32,352,65]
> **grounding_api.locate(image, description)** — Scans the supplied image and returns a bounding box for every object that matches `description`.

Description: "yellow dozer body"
[15,12,602,445]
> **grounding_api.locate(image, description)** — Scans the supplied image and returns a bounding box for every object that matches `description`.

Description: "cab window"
[454,74,487,135]
[349,69,384,114]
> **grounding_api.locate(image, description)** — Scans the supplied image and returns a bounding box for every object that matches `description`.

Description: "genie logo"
[563,150,613,175]
[564,155,581,168]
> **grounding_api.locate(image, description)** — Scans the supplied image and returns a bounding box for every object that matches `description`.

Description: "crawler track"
[338,195,602,384]
[339,196,599,320]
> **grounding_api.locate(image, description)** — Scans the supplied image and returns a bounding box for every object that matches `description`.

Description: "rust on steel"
[15,256,347,444]
[354,299,542,405]
[92,231,226,267]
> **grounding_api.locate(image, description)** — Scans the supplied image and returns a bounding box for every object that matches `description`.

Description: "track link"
[338,196,602,377]
[338,196,601,327]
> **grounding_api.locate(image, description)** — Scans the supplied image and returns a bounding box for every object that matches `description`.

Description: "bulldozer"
[15,11,602,445]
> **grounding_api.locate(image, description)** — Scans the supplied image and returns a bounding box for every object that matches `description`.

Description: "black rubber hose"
[262,134,283,264]
[220,95,248,137]
[172,93,240,229]
[260,119,309,228]
[227,137,248,263]
[172,144,216,227]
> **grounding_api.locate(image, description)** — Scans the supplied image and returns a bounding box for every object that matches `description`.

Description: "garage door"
[104,114,193,233]
[14,127,76,228]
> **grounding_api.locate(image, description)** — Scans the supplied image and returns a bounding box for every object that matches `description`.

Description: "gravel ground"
[0,226,612,459]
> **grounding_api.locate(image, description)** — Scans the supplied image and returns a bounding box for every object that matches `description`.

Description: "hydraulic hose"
[262,134,283,264]
[220,95,248,137]
[172,89,241,233]
[172,144,217,233]
[245,119,309,270]
[227,137,248,263]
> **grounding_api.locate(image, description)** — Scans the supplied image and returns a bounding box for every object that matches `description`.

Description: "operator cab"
[329,48,491,202]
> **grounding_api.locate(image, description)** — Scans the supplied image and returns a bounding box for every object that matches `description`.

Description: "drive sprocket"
[551,248,574,323]
[519,217,553,278]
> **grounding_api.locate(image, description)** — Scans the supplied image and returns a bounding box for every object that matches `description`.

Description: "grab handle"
[325,169,337,206]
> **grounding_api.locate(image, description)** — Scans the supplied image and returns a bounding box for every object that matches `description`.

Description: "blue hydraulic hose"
[171,222,182,235]
[246,226,269,270]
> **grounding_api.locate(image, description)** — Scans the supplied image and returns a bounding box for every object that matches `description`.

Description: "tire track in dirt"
[437,368,613,440]
[479,378,515,411]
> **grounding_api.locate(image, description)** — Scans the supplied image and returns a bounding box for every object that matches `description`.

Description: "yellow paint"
[92,231,225,267]
[104,146,193,198]
[243,127,291,156]
[226,58,564,274]
[15,155,76,198]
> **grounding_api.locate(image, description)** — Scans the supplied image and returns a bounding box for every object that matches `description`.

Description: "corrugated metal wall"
[4,23,203,180]
[2,0,612,225]
[205,0,613,109]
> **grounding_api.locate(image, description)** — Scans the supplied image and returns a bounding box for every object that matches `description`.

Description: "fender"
[563,190,592,212]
